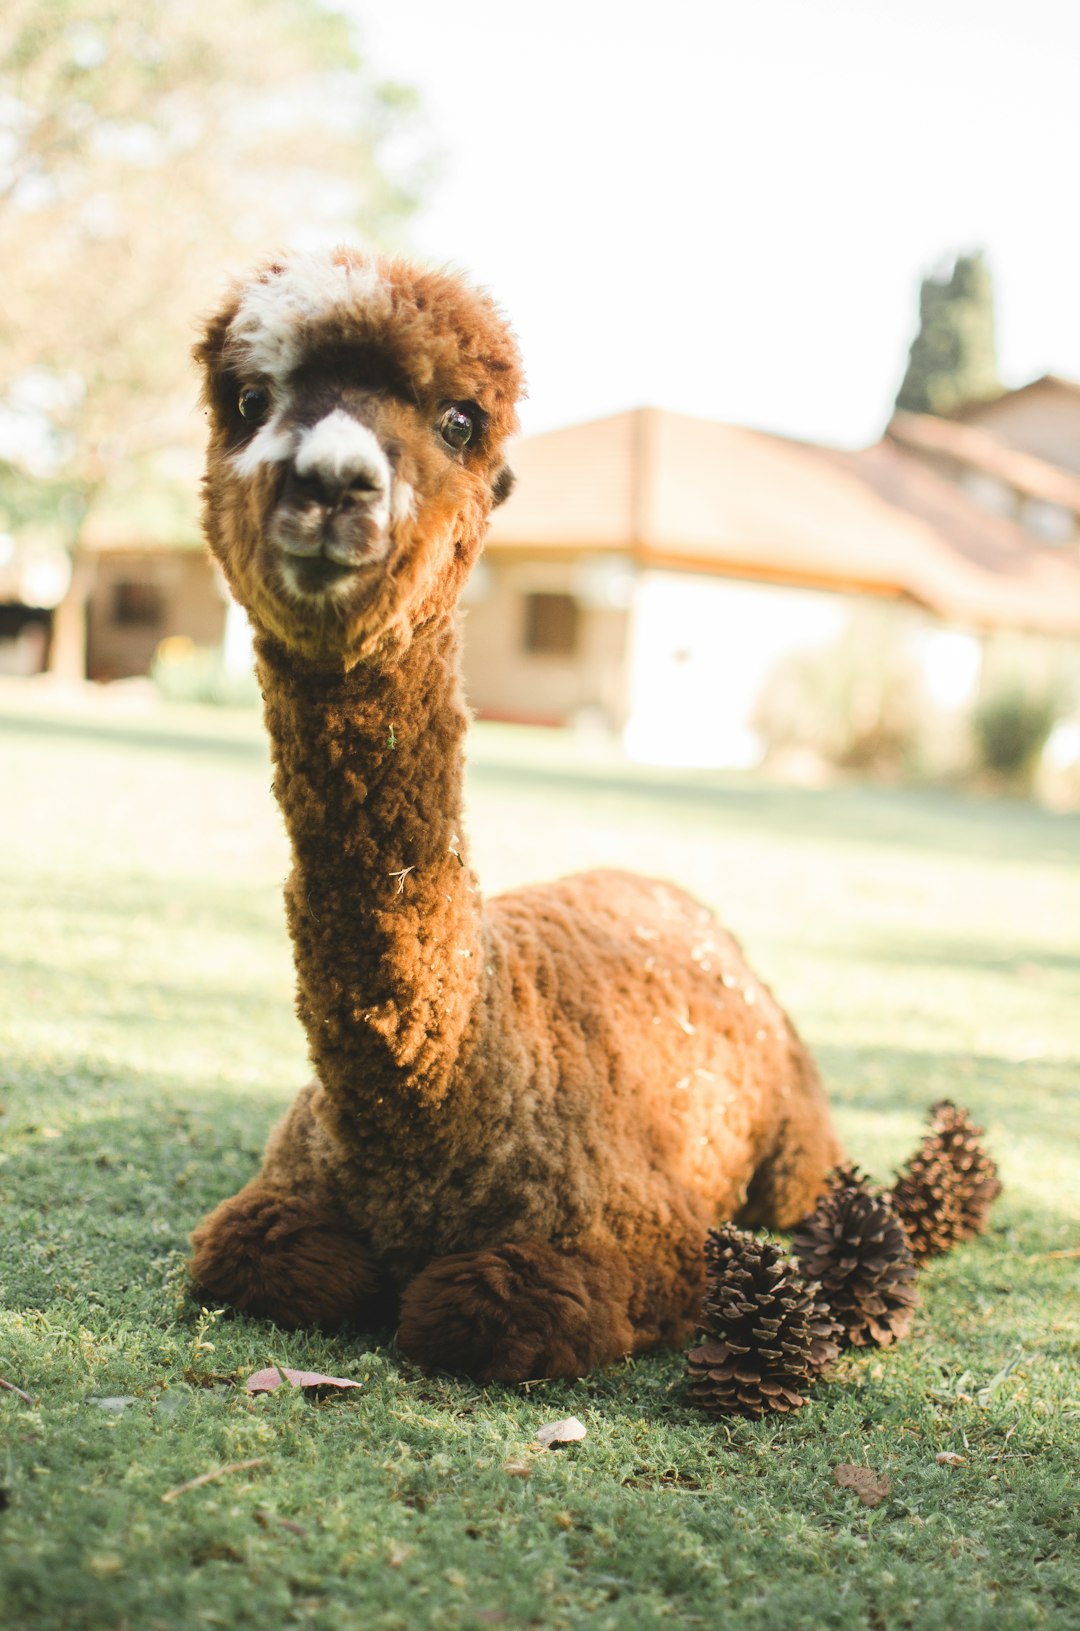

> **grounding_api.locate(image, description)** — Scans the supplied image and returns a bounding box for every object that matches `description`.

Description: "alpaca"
[189,246,843,1381]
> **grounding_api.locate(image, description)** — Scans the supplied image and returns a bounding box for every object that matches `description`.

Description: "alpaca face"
[195,249,523,663]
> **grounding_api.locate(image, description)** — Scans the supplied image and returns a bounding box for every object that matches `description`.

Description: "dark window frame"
[112,580,165,628]
[522,591,580,658]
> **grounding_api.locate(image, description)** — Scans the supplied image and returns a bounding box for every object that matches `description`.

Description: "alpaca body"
[265,869,822,1274]
[189,247,841,1379]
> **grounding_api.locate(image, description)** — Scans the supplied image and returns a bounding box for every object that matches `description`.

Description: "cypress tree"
[895,252,1001,416]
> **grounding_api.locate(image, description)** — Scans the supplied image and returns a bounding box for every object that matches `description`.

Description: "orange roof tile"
[950,373,1080,419]
[486,408,1080,635]
[886,409,1080,511]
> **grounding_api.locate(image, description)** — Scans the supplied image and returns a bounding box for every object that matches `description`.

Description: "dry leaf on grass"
[535,1416,587,1449]
[503,1460,531,1478]
[245,1366,362,1395]
[936,1451,966,1466]
[833,1464,891,1507]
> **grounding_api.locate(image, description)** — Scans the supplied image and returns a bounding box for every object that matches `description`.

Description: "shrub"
[752,607,929,778]
[151,637,260,708]
[972,687,1058,787]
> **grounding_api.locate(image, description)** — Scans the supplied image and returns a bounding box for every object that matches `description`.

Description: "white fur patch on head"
[229,417,296,479]
[228,252,390,386]
[295,410,391,494]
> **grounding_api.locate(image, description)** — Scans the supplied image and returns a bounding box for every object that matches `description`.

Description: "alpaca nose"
[290,409,391,509]
[284,462,381,511]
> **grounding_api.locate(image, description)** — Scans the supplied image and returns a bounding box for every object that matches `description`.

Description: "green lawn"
[1,687,1077,1631]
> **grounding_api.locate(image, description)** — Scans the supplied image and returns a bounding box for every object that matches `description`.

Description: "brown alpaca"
[189,246,842,1381]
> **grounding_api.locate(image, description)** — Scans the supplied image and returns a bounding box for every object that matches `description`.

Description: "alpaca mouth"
[284,553,366,596]
[271,508,390,600]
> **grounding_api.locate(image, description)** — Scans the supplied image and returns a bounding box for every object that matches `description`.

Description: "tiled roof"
[486,407,1080,634]
[886,409,1080,512]
[950,373,1080,419]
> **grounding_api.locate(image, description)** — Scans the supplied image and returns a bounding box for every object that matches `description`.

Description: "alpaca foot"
[396,1239,636,1382]
[190,1182,383,1330]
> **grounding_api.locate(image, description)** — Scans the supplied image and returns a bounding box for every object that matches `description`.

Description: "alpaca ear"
[193,311,229,379]
[192,300,242,407]
[490,464,515,508]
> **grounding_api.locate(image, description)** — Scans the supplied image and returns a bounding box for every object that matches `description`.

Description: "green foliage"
[973,686,1059,786]
[0,461,86,536]
[0,0,428,524]
[895,252,1001,417]
[1,695,1078,1630]
[752,606,929,777]
[151,639,261,708]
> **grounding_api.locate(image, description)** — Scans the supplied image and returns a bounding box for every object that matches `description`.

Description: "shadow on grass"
[815,1042,1077,1132]
[807,934,1080,978]
[3,869,285,926]
[468,758,1080,868]
[0,709,269,766]
[7,706,1078,868]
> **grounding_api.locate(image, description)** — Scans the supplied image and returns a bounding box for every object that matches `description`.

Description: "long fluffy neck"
[256,618,485,1132]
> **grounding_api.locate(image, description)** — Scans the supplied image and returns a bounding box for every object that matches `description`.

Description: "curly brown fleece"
[189,246,842,1381]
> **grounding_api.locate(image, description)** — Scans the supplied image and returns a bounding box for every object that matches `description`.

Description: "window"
[1021,498,1075,545]
[959,471,1015,519]
[523,592,580,657]
[112,580,164,627]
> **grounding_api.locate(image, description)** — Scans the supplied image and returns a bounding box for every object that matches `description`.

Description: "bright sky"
[348,0,1080,450]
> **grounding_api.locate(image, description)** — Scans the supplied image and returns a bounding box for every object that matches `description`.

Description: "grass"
[1,685,1078,1631]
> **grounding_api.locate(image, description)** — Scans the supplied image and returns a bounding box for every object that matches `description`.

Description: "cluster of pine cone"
[687,1101,1001,1421]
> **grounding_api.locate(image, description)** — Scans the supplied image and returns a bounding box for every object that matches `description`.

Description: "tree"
[894,251,1001,419]
[0,0,428,676]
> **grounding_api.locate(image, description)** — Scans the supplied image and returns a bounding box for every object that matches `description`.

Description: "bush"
[972,687,1058,787]
[151,636,260,708]
[752,607,929,779]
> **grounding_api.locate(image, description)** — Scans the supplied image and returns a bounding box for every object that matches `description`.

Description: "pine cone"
[792,1166,918,1348]
[891,1101,1001,1262]
[926,1100,1002,1238]
[687,1224,841,1419]
[888,1149,959,1264]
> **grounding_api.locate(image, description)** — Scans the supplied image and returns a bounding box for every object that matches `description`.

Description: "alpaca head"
[195,247,523,664]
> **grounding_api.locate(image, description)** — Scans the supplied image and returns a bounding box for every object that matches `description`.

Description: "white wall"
[624,572,851,768]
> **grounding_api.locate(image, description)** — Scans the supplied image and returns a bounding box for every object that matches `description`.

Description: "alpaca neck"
[256,618,484,1125]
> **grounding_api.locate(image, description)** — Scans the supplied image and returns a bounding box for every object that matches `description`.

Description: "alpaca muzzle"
[272,408,394,582]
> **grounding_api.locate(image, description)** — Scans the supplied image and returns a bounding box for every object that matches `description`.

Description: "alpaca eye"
[439,404,474,451]
[238,385,269,424]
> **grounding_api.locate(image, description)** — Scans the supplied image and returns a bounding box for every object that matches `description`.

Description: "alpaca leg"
[737,1056,848,1226]
[190,1181,384,1330]
[396,1239,637,1382]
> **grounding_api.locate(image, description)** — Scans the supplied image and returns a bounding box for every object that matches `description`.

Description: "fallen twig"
[161,1458,265,1503]
[988,1423,1018,1462]
[1042,1246,1080,1260]
[255,1508,306,1536]
[0,1377,34,1406]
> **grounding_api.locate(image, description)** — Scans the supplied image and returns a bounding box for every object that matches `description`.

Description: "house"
[464,407,1080,766]
[952,374,1080,477]
[79,543,227,683]
[886,377,1080,548]
[0,537,61,676]
[0,452,228,682]
[77,453,233,683]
